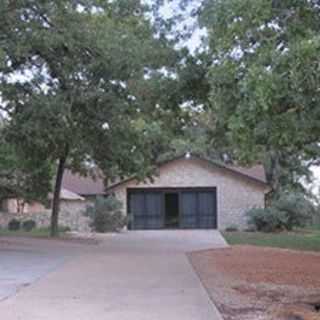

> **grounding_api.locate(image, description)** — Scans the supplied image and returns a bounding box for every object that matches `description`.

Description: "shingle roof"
[49,188,85,201]
[228,165,267,183]
[62,170,105,196]
[60,188,85,201]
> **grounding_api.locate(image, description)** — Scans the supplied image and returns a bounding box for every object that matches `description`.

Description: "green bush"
[225,225,239,232]
[274,193,313,230]
[247,193,314,232]
[85,196,126,233]
[247,208,283,232]
[22,220,36,231]
[58,225,71,232]
[8,219,21,231]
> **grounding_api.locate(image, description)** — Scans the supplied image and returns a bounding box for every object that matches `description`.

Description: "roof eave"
[106,154,269,192]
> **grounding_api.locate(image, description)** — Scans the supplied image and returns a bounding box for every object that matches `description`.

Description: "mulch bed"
[189,245,320,320]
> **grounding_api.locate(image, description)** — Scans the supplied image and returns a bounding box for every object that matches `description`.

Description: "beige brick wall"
[0,200,91,232]
[111,158,268,230]
[2,198,46,214]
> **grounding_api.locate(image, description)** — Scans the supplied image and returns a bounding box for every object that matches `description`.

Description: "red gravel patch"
[200,245,320,288]
[189,245,320,320]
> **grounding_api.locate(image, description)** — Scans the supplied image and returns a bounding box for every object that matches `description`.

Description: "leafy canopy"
[0,128,52,205]
[0,0,180,234]
[200,0,320,163]
[0,0,177,179]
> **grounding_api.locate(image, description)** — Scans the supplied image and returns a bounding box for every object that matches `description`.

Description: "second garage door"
[128,188,217,230]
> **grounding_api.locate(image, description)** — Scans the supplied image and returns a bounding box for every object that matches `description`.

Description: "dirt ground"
[189,245,320,320]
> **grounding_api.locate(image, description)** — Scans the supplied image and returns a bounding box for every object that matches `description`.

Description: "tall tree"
[199,0,320,196]
[129,48,217,162]
[0,0,178,236]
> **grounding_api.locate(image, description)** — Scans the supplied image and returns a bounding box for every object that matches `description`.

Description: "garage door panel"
[198,192,213,214]
[145,219,162,229]
[145,192,163,229]
[198,216,216,229]
[145,193,162,217]
[180,192,198,229]
[198,192,216,228]
[181,192,197,215]
[130,191,163,230]
[130,193,145,217]
[133,217,147,230]
[180,216,198,229]
[181,190,216,229]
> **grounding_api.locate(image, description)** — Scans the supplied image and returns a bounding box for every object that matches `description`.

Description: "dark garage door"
[128,188,217,230]
[129,192,163,229]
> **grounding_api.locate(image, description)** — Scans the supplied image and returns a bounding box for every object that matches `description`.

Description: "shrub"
[22,220,36,232]
[58,225,71,232]
[85,196,126,233]
[274,193,313,230]
[225,225,239,232]
[244,226,256,232]
[247,193,314,232]
[247,208,283,232]
[8,219,21,231]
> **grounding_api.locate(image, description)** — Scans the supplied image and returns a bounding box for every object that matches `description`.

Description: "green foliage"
[85,196,127,233]
[225,225,239,232]
[199,0,320,195]
[8,219,21,231]
[247,193,314,232]
[1,1,175,178]
[274,193,314,230]
[22,220,36,232]
[0,133,53,205]
[0,1,181,235]
[247,207,283,232]
[57,225,71,233]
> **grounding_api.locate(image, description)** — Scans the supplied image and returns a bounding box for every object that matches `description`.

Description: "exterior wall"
[111,158,268,230]
[59,200,91,231]
[0,199,91,232]
[1,198,46,214]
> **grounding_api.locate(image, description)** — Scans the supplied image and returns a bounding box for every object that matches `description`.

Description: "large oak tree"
[0,0,178,236]
[199,0,320,196]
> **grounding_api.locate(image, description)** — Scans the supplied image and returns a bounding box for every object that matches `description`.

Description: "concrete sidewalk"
[0,231,226,320]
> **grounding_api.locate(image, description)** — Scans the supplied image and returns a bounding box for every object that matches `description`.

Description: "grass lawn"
[0,227,67,238]
[223,228,320,252]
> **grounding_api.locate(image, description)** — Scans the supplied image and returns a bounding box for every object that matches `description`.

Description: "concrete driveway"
[0,231,226,320]
[0,237,83,302]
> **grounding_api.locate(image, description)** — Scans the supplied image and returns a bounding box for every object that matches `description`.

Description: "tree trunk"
[50,150,68,237]
[264,149,282,205]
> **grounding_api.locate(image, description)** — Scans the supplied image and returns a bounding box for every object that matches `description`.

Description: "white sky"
[156,0,206,52]
[311,166,320,197]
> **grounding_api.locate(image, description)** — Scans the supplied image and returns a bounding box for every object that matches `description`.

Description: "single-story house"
[107,154,270,230]
[0,155,270,231]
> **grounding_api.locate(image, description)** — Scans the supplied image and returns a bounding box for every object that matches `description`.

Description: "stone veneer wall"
[111,158,269,230]
[0,200,91,232]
